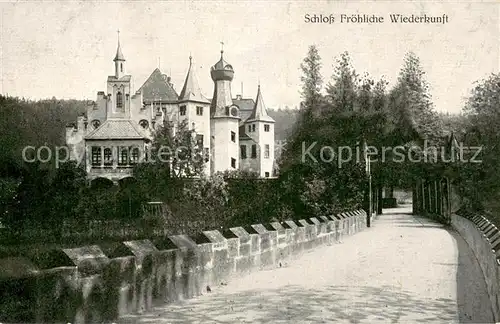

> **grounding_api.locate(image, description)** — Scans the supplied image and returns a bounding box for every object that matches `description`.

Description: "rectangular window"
[264,144,270,158]
[130,147,139,164]
[91,147,101,166]
[265,172,270,178]
[180,105,186,116]
[118,147,128,165]
[196,106,203,116]
[231,131,236,142]
[264,124,270,132]
[252,124,256,132]
[248,125,251,132]
[240,145,247,159]
[196,134,204,147]
[251,145,257,158]
[231,158,236,168]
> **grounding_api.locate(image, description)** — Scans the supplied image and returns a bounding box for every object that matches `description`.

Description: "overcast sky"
[0,1,498,113]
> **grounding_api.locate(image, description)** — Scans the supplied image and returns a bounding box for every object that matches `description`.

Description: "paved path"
[122,207,494,323]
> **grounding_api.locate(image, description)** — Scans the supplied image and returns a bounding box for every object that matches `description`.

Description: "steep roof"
[179,57,210,103]
[138,68,178,102]
[233,98,255,122]
[114,40,125,61]
[246,85,275,123]
[211,51,233,71]
[85,119,147,140]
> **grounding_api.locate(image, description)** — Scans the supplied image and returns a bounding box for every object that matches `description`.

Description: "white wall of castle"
[241,121,274,177]
[210,117,240,173]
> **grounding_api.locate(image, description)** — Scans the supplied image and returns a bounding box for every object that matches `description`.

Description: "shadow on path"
[122,284,457,323]
[121,207,495,324]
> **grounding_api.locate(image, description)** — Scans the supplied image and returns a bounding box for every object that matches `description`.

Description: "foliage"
[456,73,500,211]
[300,45,323,117]
[149,119,205,178]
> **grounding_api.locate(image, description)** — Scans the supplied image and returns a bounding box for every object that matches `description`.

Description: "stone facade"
[66,37,276,182]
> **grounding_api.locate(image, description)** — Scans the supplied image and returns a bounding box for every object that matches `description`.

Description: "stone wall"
[452,210,500,322]
[0,209,370,323]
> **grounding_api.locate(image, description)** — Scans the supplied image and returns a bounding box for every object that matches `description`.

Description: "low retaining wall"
[0,209,369,323]
[452,210,500,322]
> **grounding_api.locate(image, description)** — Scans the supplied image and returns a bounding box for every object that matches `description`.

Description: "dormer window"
[116,91,123,109]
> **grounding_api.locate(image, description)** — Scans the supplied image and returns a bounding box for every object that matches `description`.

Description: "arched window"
[116,91,123,109]
[103,148,112,166]
[120,63,123,72]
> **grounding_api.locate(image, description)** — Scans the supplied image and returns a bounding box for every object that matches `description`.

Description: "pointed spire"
[179,55,209,103]
[114,29,125,61]
[247,84,275,123]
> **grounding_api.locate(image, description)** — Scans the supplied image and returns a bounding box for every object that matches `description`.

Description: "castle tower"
[106,31,132,119]
[210,47,240,173]
[244,85,275,177]
[179,55,211,175]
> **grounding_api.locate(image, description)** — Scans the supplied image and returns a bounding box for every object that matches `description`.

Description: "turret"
[114,30,126,79]
[209,47,240,173]
[210,49,238,118]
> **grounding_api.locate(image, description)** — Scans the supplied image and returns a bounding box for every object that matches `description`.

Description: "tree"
[458,73,500,212]
[393,52,444,143]
[300,45,323,116]
[326,52,359,114]
[149,119,205,178]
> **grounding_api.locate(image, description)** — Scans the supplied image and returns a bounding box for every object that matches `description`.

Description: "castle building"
[66,35,276,183]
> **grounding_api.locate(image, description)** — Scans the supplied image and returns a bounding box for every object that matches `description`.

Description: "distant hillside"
[267,108,300,140]
[0,96,87,169]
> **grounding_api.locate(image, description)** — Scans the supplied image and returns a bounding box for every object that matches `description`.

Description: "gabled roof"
[179,57,210,104]
[233,98,255,122]
[138,68,178,102]
[85,119,147,140]
[246,85,275,123]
